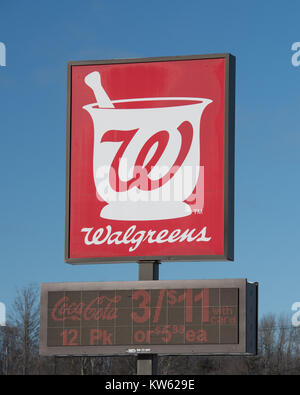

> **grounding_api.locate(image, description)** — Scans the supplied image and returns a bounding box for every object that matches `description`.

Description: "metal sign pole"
[136,260,160,375]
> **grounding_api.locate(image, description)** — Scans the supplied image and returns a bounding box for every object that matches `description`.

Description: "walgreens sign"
[65,54,235,263]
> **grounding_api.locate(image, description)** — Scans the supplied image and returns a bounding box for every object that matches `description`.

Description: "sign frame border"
[65,53,235,264]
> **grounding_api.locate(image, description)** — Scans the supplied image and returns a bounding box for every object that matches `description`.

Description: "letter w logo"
[101,120,193,192]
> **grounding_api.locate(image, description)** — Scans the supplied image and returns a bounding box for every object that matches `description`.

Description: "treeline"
[1,285,300,375]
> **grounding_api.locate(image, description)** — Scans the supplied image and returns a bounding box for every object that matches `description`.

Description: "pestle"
[84,71,115,108]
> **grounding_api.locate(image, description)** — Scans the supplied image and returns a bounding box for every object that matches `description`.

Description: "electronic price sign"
[40,279,257,355]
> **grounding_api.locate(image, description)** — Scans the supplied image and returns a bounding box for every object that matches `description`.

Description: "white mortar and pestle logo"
[83,71,212,221]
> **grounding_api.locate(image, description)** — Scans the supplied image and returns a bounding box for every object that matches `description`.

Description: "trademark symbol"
[193,209,203,214]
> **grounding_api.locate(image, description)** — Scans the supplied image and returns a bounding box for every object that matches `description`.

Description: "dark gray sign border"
[65,53,235,264]
[40,279,257,356]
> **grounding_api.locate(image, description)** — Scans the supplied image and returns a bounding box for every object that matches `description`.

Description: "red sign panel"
[66,54,235,263]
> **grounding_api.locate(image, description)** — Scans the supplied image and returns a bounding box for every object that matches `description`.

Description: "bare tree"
[8,284,40,375]
[0,325,19,374]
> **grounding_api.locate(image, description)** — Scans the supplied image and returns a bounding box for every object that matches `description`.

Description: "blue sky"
[0,0,299,319]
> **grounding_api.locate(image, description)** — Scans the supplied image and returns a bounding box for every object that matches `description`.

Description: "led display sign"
[40,279,257,355]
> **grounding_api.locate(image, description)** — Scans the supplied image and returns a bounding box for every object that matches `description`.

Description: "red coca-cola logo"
[51,295,121,322]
